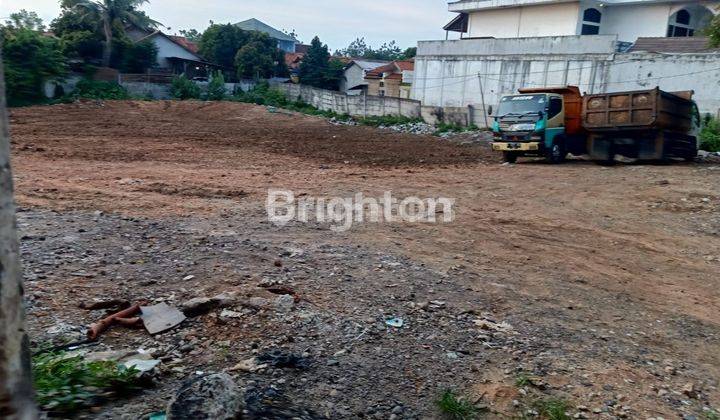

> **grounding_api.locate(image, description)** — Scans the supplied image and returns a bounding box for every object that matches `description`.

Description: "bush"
[233,82,288,106]
[700,115,720,152]
[171,74,201,100]
[69,79,130,100]
[205,71,226,101]
[33,352,140,413]
[2,28,67,106]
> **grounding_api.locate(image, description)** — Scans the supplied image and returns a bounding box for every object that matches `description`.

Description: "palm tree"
[71,0,160,67]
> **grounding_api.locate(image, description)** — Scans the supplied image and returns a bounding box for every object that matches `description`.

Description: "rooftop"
[234,18,297,43]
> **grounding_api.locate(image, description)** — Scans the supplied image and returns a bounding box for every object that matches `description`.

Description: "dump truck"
[490,86,701,164]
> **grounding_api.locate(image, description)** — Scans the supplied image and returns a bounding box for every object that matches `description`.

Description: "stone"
[274,294,295,312]
[180,293,237,317]
[166,373,242,420]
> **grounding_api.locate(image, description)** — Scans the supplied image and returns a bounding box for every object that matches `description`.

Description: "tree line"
[0,0,424,106]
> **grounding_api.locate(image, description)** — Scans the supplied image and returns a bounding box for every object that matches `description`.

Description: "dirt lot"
[9,100,720,419]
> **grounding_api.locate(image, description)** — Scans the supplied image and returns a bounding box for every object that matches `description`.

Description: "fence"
[277,84,421,119]
[119,73,174,84]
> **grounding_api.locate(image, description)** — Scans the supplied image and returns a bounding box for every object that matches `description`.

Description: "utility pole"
[0,53,37,419]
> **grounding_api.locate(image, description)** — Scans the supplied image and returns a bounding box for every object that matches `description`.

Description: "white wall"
[600,4,672,42]
[152,36,200,69]
[340,64,366,94]
[412,37,720,125]
[467,2,581,38]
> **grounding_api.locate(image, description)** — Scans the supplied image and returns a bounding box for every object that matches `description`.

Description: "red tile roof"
[365,60,414,79]
[168,36,199,54]
[285,52,305,68]
[395,60,414,71]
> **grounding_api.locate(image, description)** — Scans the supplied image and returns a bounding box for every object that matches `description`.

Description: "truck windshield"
[496,95,546,117]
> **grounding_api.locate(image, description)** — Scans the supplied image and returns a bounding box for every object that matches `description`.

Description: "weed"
[33,352,141,413]
[515,373,531,388]
[436,389,478,420]
[705,409,720,420]
[434,122,479,135]
[533,398,571,420]
[356,115,424,127]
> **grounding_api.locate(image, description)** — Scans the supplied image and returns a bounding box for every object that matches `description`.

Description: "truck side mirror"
[487,105,493,116]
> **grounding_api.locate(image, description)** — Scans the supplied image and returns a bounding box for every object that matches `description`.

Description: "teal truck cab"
[491,86,585,164]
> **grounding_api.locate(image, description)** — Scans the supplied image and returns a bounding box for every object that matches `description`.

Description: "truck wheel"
[502,152,518,163]
[545,139,566,164]
[596,140,616,166]
[684,139,698,162]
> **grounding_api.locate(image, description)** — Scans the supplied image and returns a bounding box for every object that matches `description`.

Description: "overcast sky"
[1,0,454,51]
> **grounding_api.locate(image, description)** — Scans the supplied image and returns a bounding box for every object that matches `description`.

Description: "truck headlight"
[508,123,536,131]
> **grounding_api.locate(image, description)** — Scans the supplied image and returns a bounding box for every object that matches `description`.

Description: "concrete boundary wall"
[412,35,720,127]
[277,84,421,119]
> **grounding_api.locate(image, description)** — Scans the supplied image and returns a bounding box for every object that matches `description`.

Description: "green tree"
[59,30,104,61]
[707,12,720,47]
[178,28,200,42]
[235,33,277,79]
[299,36,331,89]
[4,10,45,31]
[1,28,67,106]
[199,23,248,69]
[120,39,157,72]
[401,47,417,60]
[69,0,160,67]
[335,37,414,61]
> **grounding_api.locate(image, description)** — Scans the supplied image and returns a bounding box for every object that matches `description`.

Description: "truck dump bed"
[582,88,694,132]
[518,86,584,135]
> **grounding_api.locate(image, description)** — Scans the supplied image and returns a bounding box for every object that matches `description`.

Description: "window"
[668,9,693,37]
[676,9,690,25]
[581,8,601,35]
[548,97,563,119]
[582,24,600,35]
[379,81,385,87]
[379,90,385,97]
[583,8,602,23]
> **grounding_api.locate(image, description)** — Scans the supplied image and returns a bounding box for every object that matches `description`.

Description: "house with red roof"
[127,26,223,79]
[364,60,414,99]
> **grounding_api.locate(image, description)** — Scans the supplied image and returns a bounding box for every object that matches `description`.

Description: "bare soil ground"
[10,100,720,419]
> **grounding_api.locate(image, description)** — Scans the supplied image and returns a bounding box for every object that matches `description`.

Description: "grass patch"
[436,389,478,420]
[33,352,141,413]
[356,114,424,127]
[533,398,571,420]
[434,122,479,136]
[706,410,720,420]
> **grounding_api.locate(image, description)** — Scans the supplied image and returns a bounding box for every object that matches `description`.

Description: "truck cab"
[491,86,585,164]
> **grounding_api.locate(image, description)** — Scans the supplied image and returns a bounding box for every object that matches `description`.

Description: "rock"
[274,294,295,312]
[681,382,698,399]
[219,309,243,319]
[166,373,242,420]
[180,293,238,317]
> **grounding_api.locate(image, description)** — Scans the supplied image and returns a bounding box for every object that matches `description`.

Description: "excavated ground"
[10,100,720,419]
